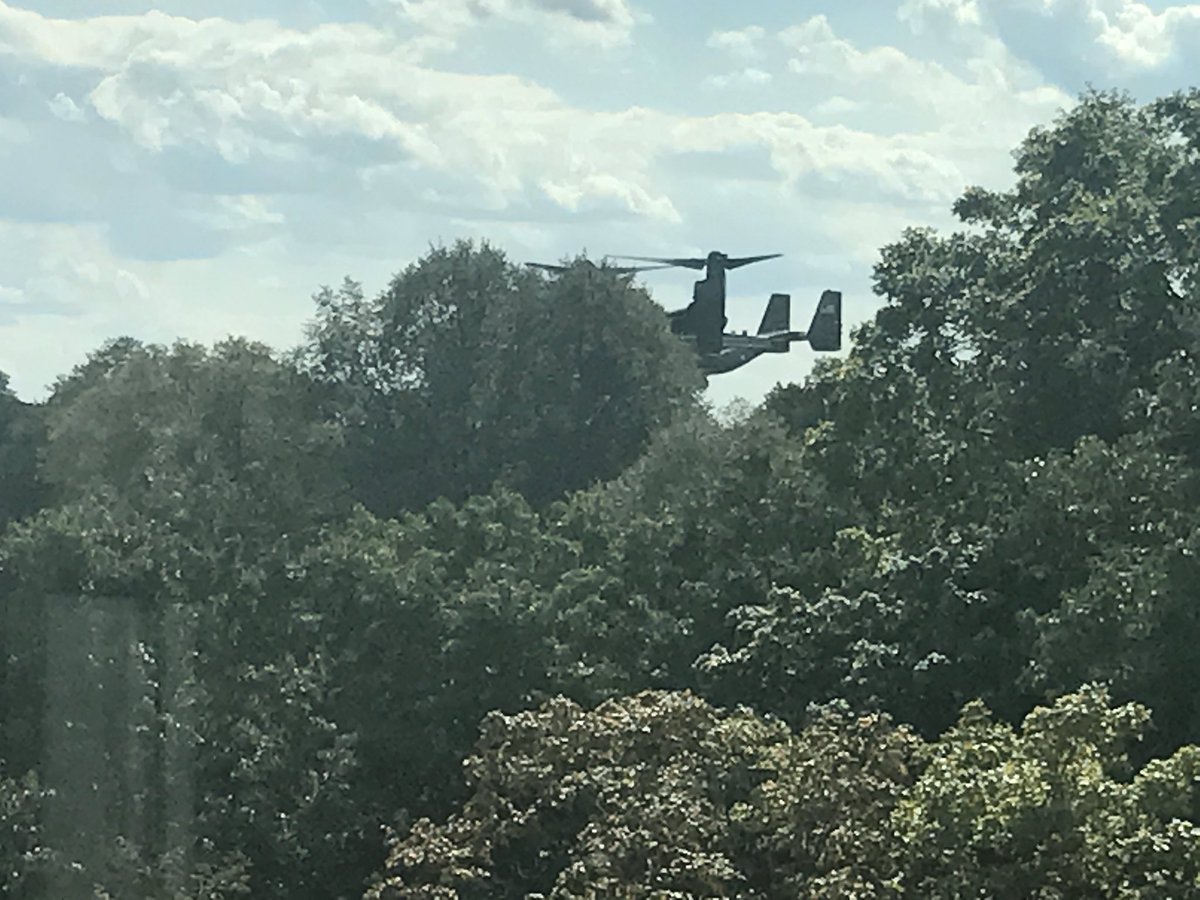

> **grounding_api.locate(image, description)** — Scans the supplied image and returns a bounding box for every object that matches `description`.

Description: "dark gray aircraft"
[692,289,842,374]
[615,251,842,375]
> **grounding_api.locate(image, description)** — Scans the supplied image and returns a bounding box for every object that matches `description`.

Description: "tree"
[2,337,364,898]
[894,686,1200,897]
[0,492,364,899]
[0,763,59,898]
[768,88,1200,520]
[0,371,46,530]
[368,687,1200,897]
[286,493,563,830]
[755,87,1200,740]
[475,257,703,505]
[1021,434,1200,755]
[301,242,702,514]
[365,690,917,898]
[41,337,347,536]
[551,407,855,703]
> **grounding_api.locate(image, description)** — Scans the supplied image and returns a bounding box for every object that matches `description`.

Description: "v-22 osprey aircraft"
[615,251,842,375]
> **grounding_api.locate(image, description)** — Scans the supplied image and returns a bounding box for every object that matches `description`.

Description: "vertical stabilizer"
[807,290,841,351]
[758,293,791,334]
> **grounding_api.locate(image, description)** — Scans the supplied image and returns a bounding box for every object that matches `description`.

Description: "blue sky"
[1,0,1197,404]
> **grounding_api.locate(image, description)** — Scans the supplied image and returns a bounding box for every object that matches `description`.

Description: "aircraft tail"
[758,293,790,334]
[807,290,841,351]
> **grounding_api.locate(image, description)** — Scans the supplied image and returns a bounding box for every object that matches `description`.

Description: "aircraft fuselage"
[695,331,803,374]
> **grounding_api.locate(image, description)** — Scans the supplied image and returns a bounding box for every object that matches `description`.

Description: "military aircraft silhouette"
[614,251,842,375]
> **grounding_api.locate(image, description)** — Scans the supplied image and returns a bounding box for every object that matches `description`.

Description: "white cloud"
[0,218,334,398]
[811,95,862,116]
[21,229,149,312]
[1029,0,1200,69]
[898,0,982,33]
[656,110,975,210]
[704,67,772,89]
[0,223,155,392]
[381,0,641,49]
[47,91,85,122]
[915,0,1200,77]
[114,268,150,302]
[783,13,964,92]
[2,5,1000,233]
[706,25,766,58]
[0,283,26,305]
[219,195,285,226]
[540,172,681,222]
[0,2,1074,244]
[779,14,1069,154]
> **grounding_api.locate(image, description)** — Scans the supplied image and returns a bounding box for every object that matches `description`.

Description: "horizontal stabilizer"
[758,293,790,334]
[807,290,841,351]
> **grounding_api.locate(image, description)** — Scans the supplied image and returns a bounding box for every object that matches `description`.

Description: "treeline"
[2,87,1200,897]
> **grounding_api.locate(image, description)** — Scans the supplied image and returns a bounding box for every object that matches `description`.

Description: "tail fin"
[807,290,841,351]
[758,293,790,335]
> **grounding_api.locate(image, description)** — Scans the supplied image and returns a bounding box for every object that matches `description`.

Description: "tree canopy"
[300,242,702,513]
[4,86,1200,898]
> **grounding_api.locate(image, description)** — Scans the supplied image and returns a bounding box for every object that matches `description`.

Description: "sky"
[0,0,1198,405]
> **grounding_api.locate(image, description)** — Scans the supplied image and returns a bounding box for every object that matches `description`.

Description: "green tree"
[365,690,916,898]
[552,408,854,703]
[769,88,1200,520]
[1,336,364,897]
[894,686,1200,897]
[0,763,59,898]
[755,87,1200,740]
[301,242,702,514]
[1020,435,1200,754]
[0,371,46,530]
[41,337,347,534]
[0,493,363,899]
[366,687,1200,898]
[285,492,570,831]
[695,525,1035,736]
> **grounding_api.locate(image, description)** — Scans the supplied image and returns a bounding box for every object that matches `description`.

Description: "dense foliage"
[368,686,1200,897]
[299,243,702,513]
[3,87,1200,897]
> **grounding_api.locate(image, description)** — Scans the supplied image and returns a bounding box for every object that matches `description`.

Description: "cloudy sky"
[0,0,1197,404]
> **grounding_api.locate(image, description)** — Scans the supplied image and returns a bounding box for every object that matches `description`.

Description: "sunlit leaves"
[366,690,912,898]
[895,687,1200,896]
[371,687,1200,897]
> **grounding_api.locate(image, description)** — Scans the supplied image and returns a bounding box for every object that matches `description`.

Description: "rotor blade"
[724,253,783,269]
[528,261,673,275]
[613,255,707,270]
[608,264,677,274]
